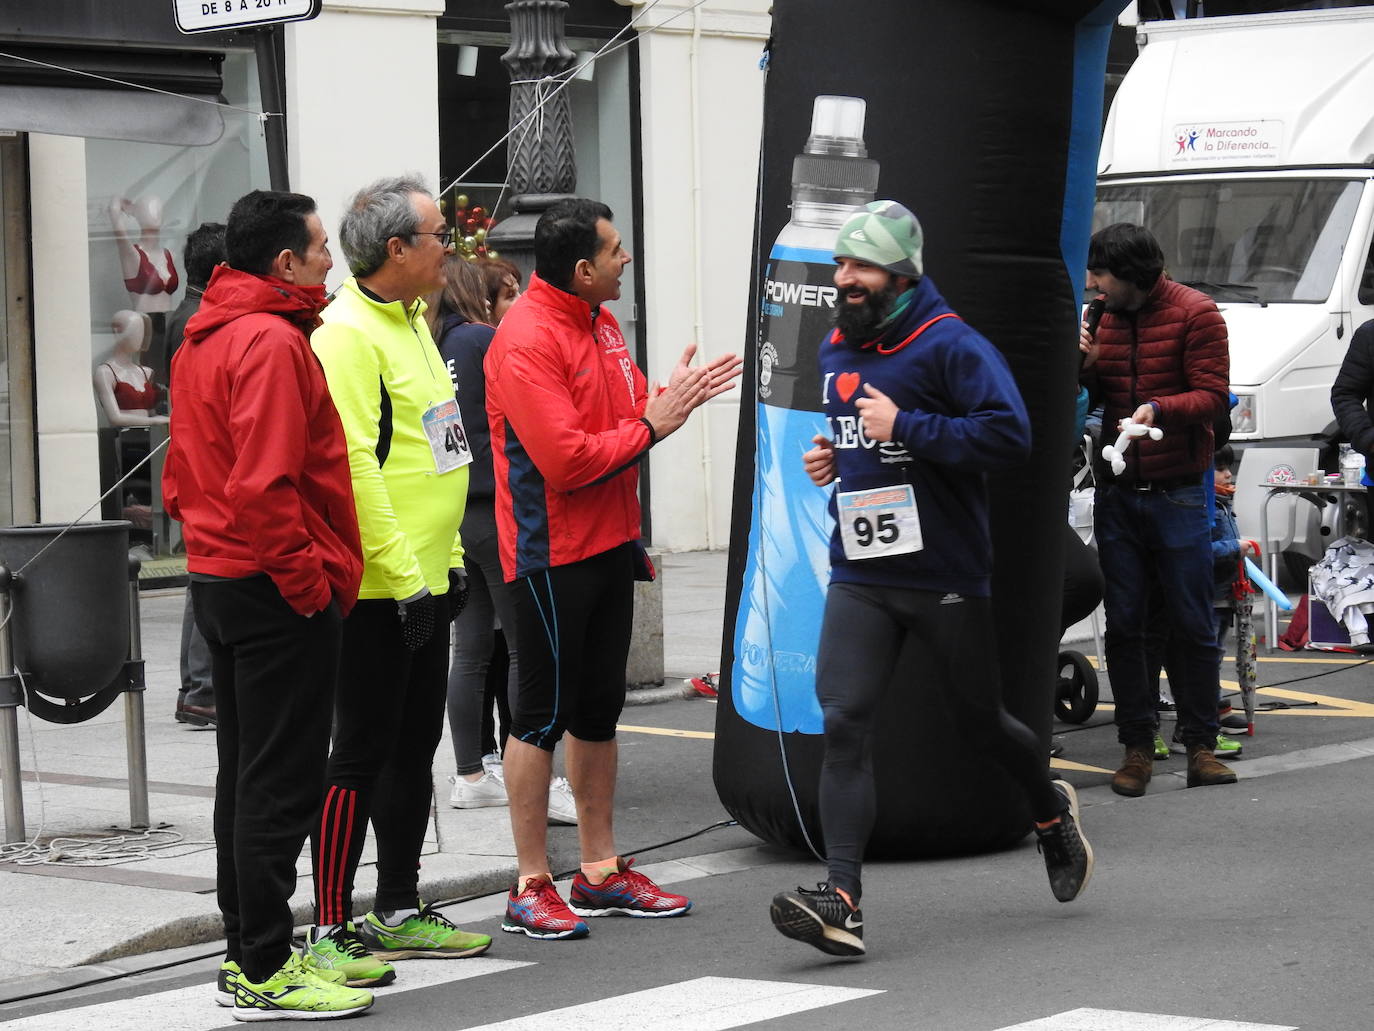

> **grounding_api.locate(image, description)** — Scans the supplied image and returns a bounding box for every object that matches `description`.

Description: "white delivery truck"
[1096,6,1374,447]
[1095,6,1374,569]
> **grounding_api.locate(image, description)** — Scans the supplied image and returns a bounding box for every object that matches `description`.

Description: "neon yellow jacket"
[312,278,466,601]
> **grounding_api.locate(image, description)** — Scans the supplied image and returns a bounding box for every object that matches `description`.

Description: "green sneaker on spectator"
[233,953,373,1020]
[1170,726,1242,757]
[304,923,396,987]
[357,904,492,960]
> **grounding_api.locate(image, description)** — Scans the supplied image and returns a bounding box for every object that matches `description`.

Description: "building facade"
[0,0,769,568]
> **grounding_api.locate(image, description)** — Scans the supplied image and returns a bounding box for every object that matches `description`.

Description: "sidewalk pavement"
[0,550,730,990]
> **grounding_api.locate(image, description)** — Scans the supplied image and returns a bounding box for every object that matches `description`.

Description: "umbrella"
[1234,584,1257,735]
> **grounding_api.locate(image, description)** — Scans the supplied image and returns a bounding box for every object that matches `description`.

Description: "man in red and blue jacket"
[485,198,740,940]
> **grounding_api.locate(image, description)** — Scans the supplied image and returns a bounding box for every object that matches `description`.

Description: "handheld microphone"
[1083,296,1106,338]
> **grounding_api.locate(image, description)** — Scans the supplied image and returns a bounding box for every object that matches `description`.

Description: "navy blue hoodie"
[436,313,497,501]
[819,275,1029,596]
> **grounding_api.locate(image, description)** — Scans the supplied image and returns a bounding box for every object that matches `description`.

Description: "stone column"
[485,0,578,279]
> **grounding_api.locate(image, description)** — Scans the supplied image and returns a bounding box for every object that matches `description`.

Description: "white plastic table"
[1257,479,1367,649]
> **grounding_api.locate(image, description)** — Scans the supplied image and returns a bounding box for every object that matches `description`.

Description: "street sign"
[174,0,322,34]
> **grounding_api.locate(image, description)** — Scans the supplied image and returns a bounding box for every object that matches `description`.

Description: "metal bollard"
[124,569,149,831]
[0,566,26,844]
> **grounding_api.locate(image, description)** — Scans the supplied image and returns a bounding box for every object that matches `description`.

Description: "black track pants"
[194,576,340,983]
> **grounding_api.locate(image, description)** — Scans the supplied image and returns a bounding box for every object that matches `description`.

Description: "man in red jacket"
[1080,222,1236,797]
[486,198,740,939]
[163,190,372,1020]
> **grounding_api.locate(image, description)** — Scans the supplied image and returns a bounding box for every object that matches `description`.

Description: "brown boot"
[1187,743,1238,787]
[1111,744,1153,797]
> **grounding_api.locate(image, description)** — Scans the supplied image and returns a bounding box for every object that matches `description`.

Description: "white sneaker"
[448,770,508,809]
[481,752,504,780]
[547,776,578,825]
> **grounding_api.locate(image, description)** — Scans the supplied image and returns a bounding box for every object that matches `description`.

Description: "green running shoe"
[1215,732,1243,757]
[1170,726,1242,757]
[232,953,373,1021]
[216,959,239,1007]
[1153,733,1170,760]
[357,904,492,960]
[304,923,396,987]
[220,953,348,1007]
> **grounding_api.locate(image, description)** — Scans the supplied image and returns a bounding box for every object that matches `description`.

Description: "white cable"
[0,435,187,866]
[12,435,170,580]
[0,665,215,868]
[743,52,825,864]
[438,0,712,202]
[0,50,281,123]
[0,671,49,865]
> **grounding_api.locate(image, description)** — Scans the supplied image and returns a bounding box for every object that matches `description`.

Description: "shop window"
[86,50,269,565]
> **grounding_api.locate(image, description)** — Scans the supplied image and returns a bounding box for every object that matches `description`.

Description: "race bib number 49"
[836,484,922,561]
[422,399,472,474]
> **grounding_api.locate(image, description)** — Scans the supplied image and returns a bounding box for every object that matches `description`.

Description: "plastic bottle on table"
[1341,443,1363,487]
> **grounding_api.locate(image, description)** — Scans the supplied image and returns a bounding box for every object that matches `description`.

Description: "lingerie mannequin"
[94,309,168,427]
[109,195,179,315]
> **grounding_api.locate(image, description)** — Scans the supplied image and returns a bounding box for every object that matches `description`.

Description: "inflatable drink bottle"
[732,96,879,733]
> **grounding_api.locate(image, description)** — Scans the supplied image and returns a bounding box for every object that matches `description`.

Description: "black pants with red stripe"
[193,575,341,984]
[312,596,450,926]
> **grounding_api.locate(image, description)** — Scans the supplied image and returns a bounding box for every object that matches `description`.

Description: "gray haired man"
[303,175,491,985]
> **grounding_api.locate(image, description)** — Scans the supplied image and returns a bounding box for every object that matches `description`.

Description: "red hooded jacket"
[163,265,363,616]
[485,274,650,580]
[1087,276,1230,482]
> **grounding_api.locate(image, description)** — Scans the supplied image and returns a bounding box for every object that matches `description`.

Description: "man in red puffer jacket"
[1079,222,1236,798]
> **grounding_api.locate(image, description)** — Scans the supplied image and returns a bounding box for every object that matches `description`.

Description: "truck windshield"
[1094,178,1362,304]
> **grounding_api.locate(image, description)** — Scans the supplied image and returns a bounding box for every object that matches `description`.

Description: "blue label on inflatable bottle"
[732,244,838,735]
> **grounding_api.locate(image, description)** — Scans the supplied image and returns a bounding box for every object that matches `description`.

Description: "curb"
[623,678,702,706]
[81,863,519,967]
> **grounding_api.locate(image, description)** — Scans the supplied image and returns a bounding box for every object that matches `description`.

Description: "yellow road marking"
[616,723,1122,776]
[1081,653,1369,669]
[1050,757,1112,774]
[1250,685,1374,717]
[617,724,715,740]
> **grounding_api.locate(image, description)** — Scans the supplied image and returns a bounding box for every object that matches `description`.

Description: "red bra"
[124,245,180,296]
[105,363,158,411]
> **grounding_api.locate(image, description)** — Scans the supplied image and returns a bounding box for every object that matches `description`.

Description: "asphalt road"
[5,652,1374,1031]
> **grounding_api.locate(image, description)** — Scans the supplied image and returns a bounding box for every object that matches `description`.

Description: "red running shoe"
[569,857,693,918]
[501,875,589,940]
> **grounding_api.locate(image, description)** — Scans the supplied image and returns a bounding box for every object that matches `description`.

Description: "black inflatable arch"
[715,0,1127,858]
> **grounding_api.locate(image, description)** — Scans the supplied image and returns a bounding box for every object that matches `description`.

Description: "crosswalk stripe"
[995,1007,1298,1030]
[1,957,532,1031]
[454,975,882,1031]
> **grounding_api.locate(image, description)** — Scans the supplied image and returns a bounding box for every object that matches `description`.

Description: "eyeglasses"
[412,229,454,248]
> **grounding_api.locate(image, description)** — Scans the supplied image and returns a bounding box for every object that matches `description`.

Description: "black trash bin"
[0,521,131,702]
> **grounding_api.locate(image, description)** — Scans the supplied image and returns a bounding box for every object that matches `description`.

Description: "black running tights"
[816,582,1063,902]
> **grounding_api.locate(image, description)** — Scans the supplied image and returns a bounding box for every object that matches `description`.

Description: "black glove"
[398,592,438,651]
[448,568,470,622]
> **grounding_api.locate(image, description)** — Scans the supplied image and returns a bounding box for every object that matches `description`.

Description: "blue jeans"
[1096,483,1220,750]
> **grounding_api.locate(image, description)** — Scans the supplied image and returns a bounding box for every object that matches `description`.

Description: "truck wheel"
[1054,651,1099,724]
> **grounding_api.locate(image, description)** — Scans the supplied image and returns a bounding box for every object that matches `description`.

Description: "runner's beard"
[834,279,901,344]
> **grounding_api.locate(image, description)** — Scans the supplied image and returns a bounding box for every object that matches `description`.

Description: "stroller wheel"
[1054,651,1099,724]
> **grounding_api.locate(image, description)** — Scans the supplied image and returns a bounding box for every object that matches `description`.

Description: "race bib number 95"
[836,484,922,561]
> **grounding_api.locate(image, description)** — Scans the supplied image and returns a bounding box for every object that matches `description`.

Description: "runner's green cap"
[833,200,923,280]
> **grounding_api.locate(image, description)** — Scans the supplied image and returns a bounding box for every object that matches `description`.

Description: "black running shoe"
[769,883,864,957]
[1035,779,1094,903]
